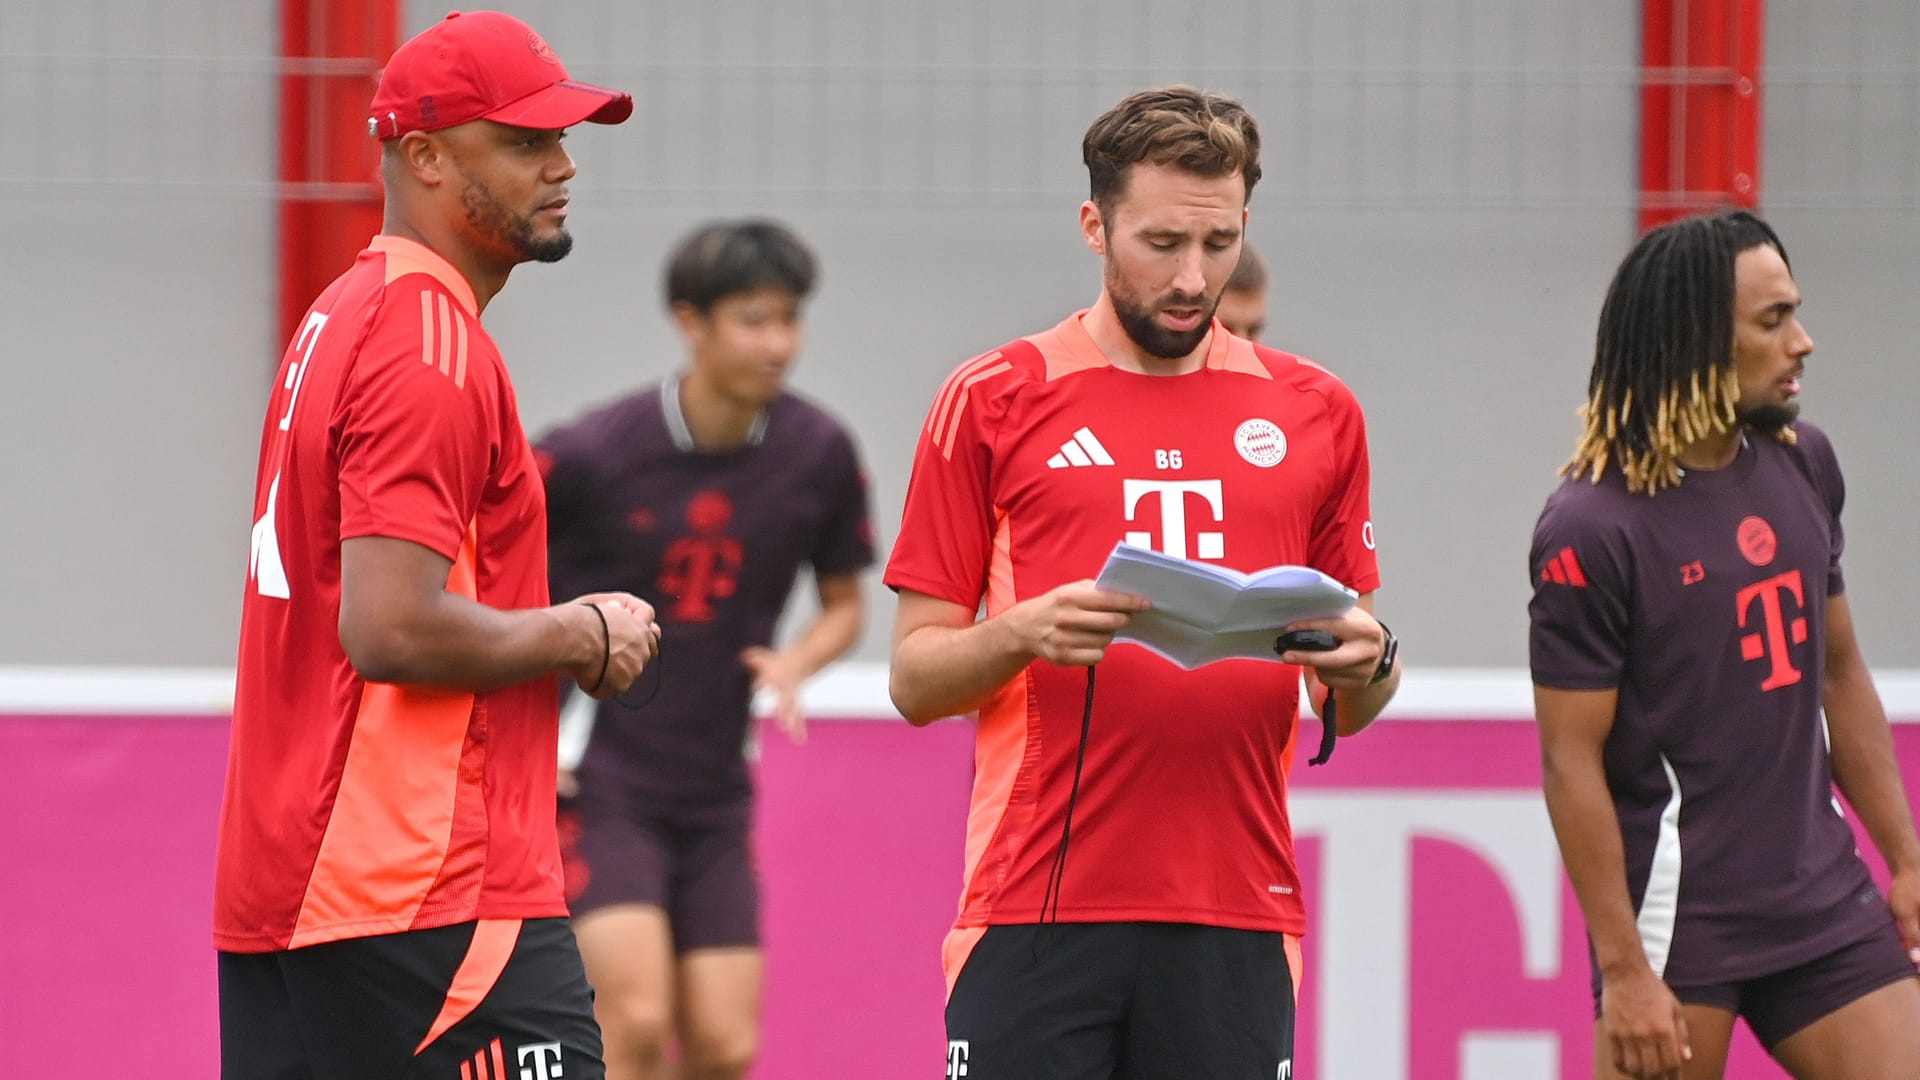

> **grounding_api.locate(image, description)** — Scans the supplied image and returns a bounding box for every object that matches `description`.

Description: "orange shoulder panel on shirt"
[1024,316,1108,382]
[371,234,479,317]
[369,235,479,392]
[927,350,1014,461]
[412,291,473,389]
[1204,326,1274,378]
[1025,311,1274,380]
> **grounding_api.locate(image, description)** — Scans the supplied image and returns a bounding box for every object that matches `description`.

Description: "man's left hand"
[1277,607,1388,691]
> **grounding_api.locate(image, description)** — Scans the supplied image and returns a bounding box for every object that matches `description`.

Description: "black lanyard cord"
[613,643,666,709]
[1309,689,1338,766]
[1033,664,1097,958]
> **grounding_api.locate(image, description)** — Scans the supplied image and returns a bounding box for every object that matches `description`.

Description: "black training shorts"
[945,921,1298,1079]
[219,916,602,1080]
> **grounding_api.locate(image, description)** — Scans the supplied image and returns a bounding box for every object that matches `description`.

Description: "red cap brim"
[483,80,634,130]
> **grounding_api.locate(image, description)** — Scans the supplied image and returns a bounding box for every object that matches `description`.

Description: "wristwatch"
[1367,621,1398,685]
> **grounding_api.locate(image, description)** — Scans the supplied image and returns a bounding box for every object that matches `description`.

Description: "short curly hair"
[1082,86,1262,213]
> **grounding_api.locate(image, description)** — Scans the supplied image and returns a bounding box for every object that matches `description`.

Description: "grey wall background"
[1,0,1914,672]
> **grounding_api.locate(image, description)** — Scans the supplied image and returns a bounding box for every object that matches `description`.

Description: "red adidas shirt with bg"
[216,236,563,952]
[885,312,1380,988]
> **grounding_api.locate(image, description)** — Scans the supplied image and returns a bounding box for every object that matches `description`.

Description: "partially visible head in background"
[1079,87,1262,359]
[370,10,632,273]
[665,219,819,407]
[1216,242,1269,341]
[1566,210,1813,494]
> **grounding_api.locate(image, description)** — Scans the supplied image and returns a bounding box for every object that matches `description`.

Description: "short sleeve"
[1304,379,1382,594]
[882,355,1011,609]
[334,290,492,560]
[809,425,876,579]
[1792,423,1847,596]
[1527,484,1634,690]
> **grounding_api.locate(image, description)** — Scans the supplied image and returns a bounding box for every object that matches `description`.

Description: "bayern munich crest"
[1234,418,1287,467]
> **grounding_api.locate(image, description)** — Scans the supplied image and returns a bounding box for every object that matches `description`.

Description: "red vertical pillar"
[1639,0,1766,231]
[278,0,401,344]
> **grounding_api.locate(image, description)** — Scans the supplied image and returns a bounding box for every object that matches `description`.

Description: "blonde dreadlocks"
[1564,210,1796,495]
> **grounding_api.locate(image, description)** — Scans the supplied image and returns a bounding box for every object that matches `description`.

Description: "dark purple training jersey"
[1529,421,1889,985]
[539,380,874,817]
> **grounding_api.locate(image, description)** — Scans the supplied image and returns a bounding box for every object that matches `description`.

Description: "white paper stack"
[1092,541,1358,669]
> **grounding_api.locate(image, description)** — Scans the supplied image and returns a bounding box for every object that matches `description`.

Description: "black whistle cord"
[1309,689,1338,766]
[1033,664,1097,960]
[1031,660,1330,966]
[614,642,666,709]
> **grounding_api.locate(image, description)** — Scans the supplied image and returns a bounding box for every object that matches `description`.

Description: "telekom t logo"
[659,537,743,622]
[517,1041,563,1080]
[1123,479,1225,560]
[1736,569,1808,691]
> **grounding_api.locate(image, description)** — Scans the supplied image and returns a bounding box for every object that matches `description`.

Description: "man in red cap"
[215,12,651,1080]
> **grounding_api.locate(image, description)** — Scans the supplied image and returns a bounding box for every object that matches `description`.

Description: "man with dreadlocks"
[1529,209,1920,1080]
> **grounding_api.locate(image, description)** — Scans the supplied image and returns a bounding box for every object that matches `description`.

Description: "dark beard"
[1114,300,1212,359]
[1740,401,1799,433]
[460,170,572,264]
[1107,267,1217,358]
[522,228,573,263]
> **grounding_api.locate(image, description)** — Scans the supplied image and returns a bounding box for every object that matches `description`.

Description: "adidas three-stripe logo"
[1047,427,1114,469]
[1539,546,1588,587]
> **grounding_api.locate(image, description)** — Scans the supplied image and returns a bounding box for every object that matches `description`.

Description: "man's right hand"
[1599,963,1691,1079]
[568,593,662,698]
[1008,579,1150,666]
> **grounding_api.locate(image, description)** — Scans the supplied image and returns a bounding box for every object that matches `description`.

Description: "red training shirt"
[216,235,562,952]
[884,312,1380,988]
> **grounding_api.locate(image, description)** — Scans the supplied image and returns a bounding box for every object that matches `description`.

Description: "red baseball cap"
[367,10,633,140]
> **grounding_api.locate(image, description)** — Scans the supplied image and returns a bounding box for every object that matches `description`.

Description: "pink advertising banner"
[4,711,1917,1079]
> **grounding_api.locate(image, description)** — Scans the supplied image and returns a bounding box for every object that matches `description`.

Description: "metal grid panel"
[1764,0,1920,209]
[8,2,1914,211]
[412,0,1643,208]
[0,0,280,196]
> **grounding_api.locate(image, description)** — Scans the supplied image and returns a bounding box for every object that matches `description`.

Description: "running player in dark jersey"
[539,220,873,1080]
[1530,210,1920,1080]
